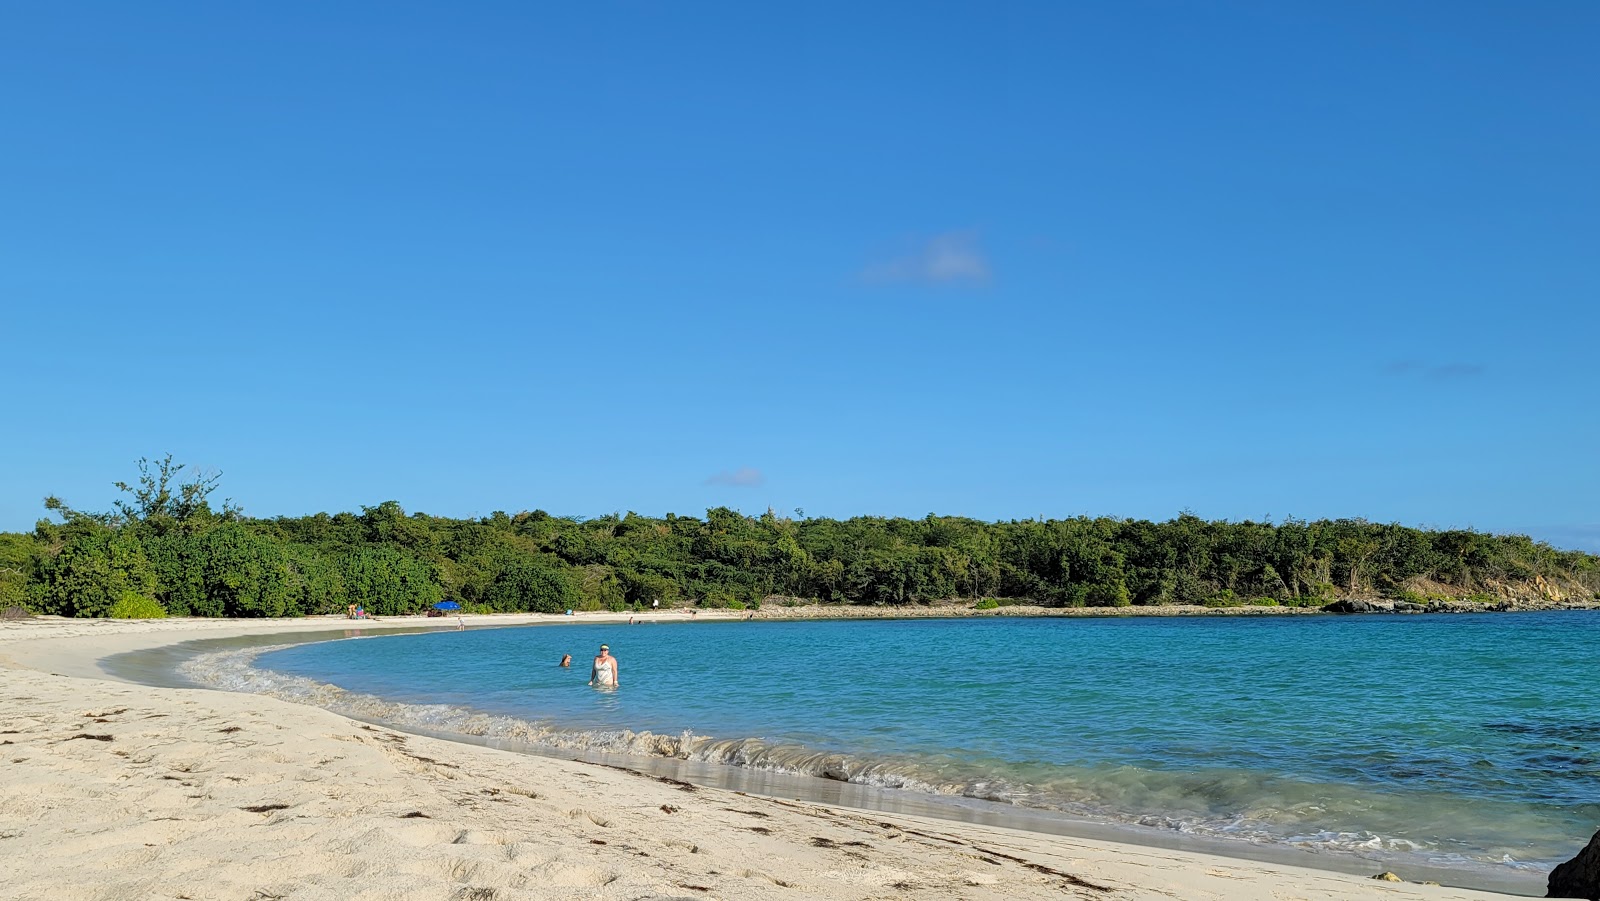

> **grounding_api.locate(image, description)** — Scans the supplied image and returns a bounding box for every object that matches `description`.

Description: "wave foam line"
[178,644,1532,870]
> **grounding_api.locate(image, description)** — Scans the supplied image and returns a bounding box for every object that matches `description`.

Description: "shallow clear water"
[241,613,1600,877]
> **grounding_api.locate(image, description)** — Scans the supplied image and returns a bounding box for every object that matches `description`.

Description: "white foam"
[178,644,1559,877]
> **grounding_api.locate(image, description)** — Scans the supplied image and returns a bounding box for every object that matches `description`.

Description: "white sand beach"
[0,615,1529,901]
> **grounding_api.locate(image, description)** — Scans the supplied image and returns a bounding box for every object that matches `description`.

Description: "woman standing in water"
[589,644,619,688]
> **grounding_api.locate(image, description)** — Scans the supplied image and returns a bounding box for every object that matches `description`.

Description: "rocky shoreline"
[744,594,1600,620]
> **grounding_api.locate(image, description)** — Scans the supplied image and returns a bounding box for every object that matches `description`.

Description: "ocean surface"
[185,612,1600,888]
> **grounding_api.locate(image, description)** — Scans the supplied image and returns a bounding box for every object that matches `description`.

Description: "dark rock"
[1323,599,1378,614]
[1394,601,1425,613]
[1549,828,1600,899]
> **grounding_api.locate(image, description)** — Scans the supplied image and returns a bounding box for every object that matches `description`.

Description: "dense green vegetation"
[3,457,1596,618]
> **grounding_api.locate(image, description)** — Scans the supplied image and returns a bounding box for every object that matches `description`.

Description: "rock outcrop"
[1323,599,1384,614]
[1549,828,1600,900]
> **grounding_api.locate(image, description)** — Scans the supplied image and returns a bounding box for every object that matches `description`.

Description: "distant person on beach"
[559,654,572,667]
[652,599,659,612]
[589,644,618,688]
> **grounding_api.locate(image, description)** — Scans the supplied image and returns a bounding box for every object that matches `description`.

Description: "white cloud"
[862,231,990,285]
[704,467,765,487]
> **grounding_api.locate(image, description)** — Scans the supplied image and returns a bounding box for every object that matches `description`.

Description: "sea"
[173,612,1600,893]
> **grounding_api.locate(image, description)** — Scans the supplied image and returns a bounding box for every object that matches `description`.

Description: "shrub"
[485,558,577,614]
[108,592,167,619]
[973,598,1000,610]
[1202,589,1242,608]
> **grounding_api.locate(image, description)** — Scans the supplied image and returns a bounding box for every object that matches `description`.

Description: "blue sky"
[3,2,1596,549]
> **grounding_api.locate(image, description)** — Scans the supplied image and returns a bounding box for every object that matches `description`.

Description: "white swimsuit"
[591,660,615,686]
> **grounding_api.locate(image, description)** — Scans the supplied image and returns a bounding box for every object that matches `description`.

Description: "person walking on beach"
[589,644,618,688]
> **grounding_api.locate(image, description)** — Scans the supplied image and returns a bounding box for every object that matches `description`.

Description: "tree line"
[1,457,1594,618]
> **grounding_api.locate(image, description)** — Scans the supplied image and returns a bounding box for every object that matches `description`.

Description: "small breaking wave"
[179,643,1562,876]
[181,643,953,788]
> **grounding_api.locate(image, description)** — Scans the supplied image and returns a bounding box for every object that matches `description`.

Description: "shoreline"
[0,613,1550,899]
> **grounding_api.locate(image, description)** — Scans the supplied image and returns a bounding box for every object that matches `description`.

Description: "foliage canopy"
[9,458,1597,618]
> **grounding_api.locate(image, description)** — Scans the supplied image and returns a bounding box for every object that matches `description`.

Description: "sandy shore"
[0,614,1528,901]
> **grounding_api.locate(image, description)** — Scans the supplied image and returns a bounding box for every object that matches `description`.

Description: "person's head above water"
[598,644,610,654]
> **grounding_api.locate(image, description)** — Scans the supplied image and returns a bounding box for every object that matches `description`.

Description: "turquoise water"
[236,613,1599,878]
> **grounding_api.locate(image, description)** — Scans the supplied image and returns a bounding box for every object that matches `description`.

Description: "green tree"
[40,529,158,617]
[343,545,442,615]
[198,525,296,617]
[485,557,577,613]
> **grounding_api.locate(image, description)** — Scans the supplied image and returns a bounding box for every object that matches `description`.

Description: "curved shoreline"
[0,613,1553,899]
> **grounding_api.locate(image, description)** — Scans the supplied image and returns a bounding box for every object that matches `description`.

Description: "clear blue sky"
[3,2,1596,549]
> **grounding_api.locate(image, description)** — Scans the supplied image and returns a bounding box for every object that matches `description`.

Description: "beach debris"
[1371,871,1403,881]
[62,733,113,742]
[1548,828,1600,900]
[810,837,870,849]
[239,803,289,814]
[659,805,680,814]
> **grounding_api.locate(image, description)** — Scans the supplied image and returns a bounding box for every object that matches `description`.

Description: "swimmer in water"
[559,654,572,667]
[589,644,618,688]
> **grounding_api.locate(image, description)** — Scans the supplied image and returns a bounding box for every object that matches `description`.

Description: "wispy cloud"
[704,467,764,487]
[1383,361,1486,380]
[862,231,990,285]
